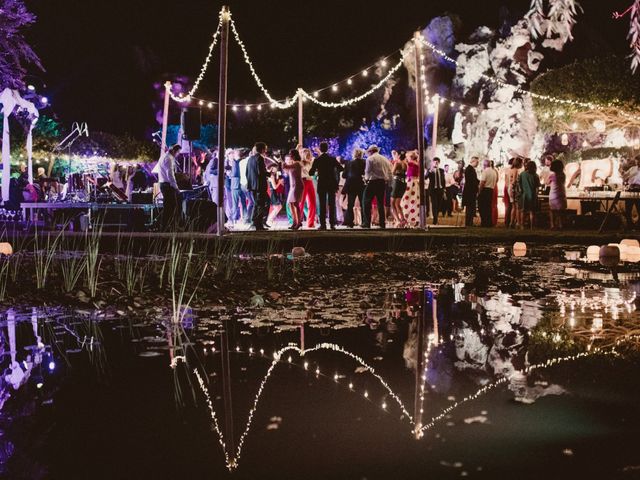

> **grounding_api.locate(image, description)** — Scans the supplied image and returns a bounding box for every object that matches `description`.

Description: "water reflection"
[0,250,639,477]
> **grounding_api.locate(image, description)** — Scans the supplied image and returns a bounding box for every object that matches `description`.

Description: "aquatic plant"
[168,238,208,324]
[33,226,63,289]
[58,235,86,294]
[83,221,103,298]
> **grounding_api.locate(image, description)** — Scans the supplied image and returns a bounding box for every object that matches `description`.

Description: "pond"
[0,245,639,479]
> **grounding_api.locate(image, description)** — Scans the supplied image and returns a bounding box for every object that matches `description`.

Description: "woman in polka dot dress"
[401,150,421,227]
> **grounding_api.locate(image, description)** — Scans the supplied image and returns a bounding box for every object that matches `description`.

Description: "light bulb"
[362,70,368,77]
[232,105,238,111]
[347,78,353,85]
[332,85,338,92]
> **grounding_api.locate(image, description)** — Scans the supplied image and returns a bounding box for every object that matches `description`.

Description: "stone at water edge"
[599,245,620,267]
[291,247,306,258]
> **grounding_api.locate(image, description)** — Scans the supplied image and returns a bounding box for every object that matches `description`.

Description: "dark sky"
[25,0,632,137]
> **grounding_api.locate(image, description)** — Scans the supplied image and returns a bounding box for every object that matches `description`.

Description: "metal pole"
[413,33,426,230]
[160,81,171,155]
[413,288,426,438]
[220,326,235,459]
[297,89,304,147]
[216,6,230,236]
[432,95,440,165]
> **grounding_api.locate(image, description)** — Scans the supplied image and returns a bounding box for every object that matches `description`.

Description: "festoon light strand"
[169,12,224,103]
[417,36,640,123]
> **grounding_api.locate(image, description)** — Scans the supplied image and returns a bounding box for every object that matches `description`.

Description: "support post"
[216,6,231,236]
[220,326,235,460]
[160,81,171,155]
[297,89,304,148]
[413,32,427,230]
[413,288,426,438]
[431,95,440,165]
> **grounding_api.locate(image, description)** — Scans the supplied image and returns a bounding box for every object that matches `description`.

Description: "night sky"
[25,0,633,138]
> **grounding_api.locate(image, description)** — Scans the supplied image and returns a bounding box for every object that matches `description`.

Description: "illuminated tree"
[0,0,43,90]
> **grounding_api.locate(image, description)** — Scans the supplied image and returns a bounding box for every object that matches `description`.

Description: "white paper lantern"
[586,245,600,262]
[513,242,527,257]
[620,239,640,249]
[626,246,640,263]
[0,242,12,256]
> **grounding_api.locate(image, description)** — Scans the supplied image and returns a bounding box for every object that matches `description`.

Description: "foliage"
[166,124,217,151]
[73,131,159,161]
[342,122,405,158]
[556,147,636,164]
[531,56,640,131]
[0,0,43,90]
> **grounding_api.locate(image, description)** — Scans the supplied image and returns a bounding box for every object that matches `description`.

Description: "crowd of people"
[156,141,575,232]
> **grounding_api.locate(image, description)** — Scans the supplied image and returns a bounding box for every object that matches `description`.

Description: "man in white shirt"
[157,144,181,230]
[478,159,498,227]
[238,152,254,224]
[362,145,392,229]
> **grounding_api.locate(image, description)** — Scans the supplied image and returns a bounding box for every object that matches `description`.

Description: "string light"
[417,36,640,123]
[300,57,404,108]
[229,16,298,109]
[169,13,223,102]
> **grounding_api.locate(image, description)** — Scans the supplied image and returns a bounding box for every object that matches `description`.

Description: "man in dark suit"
[342,148,366,228]
[246,142,270,230]
[309,142,344,230]
[462,157,480,227]
[427,157,446,225]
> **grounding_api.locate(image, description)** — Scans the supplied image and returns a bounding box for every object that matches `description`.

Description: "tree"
[531,56,640,132]
[0,0,43,90]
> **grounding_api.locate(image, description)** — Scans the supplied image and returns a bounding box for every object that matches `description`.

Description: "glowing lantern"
[620,239,640,249]
[565,251,580,261]
[599,245,620,267]
[0,242,13,256]
[513,242,527,257]
[586,245,600,262]
[626,246,640,263]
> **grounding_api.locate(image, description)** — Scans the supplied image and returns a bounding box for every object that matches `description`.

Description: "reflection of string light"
[195,335,640,472]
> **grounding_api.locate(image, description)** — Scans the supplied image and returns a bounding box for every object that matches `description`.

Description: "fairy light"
[170,13,223,102]
[347,78,353,85]
[417,36,640,122]
[207,102,214,109]
[229,16,298,109]
[381,59,388,67]
[300,57,404,108]
[195,334,640,472]
[362,69,369,77]
[332,84,338,92]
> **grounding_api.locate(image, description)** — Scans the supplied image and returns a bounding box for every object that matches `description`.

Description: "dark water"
[1,246,640,479]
